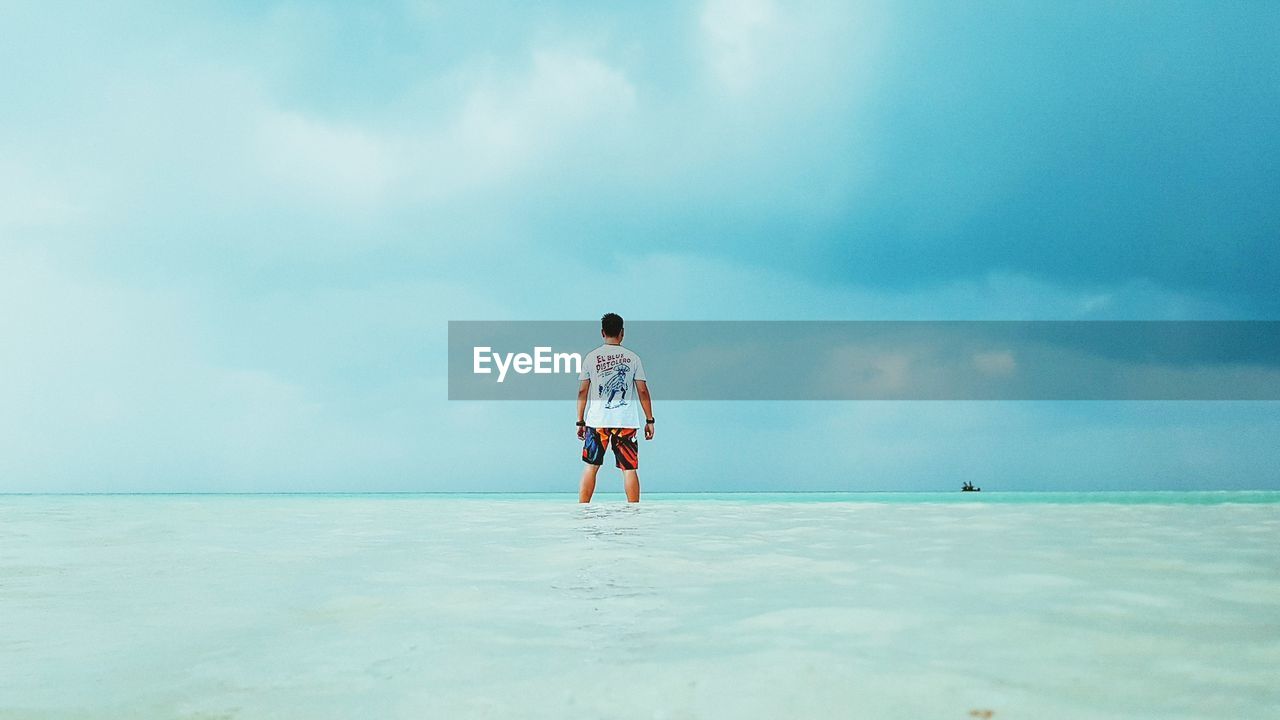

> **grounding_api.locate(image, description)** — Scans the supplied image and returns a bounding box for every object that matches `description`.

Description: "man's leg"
[580,427,607,503]
[622,470,640,503]
[612,428,641,503]
[579,463,601,503]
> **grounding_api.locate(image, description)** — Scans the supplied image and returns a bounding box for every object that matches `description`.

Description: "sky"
[1,0,1278,492]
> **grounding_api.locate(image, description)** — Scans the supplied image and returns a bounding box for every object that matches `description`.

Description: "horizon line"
[3,489,1276,497]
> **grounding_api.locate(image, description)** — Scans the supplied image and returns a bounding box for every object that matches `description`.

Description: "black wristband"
[646,417,655,424]
[575,421,585,427]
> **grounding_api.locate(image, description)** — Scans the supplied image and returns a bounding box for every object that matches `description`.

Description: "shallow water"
[2,493,1278,719]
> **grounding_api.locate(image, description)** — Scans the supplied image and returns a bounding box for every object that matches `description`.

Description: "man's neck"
[603,338,622,345]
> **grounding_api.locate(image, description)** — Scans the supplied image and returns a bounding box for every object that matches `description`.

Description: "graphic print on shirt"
[599,363,630,409]
[580,345,645,430]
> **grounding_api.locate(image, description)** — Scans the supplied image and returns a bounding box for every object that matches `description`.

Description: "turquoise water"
[2,493,1278,719]
[20,490,1280,503]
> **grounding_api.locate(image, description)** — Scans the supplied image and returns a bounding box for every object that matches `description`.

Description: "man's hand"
[577,424,587,441]
[644,421,654,441]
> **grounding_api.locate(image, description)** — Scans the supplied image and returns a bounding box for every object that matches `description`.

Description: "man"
[576,313,654,503]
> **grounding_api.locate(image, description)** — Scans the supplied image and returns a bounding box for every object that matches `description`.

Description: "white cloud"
[209,46,639,209]
[255,110,398,209]
[701,0,777,93]
[0,246,482,491]
[0,161,83,230]
[419,49,637,196]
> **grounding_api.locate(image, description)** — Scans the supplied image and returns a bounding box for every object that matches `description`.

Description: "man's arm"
[576,379,590,439]
[636,380,654,440]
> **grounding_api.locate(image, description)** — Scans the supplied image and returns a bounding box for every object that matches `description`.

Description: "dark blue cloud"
[504,2,1279,310]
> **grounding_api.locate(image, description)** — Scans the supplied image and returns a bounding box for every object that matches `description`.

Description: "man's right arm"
[576,379,590,439]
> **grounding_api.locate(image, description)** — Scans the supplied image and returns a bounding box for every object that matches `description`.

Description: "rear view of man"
[576,313,654,503]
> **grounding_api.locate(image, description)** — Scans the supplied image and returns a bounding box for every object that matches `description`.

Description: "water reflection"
[576,502,643,542]
[553,503,665,661]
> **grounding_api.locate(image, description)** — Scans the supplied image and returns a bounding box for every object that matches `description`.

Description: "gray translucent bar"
[448,321,1280,400]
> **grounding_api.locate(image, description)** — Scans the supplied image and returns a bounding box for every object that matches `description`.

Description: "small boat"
[961,482,981,492]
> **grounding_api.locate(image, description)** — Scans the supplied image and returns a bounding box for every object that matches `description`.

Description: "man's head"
[601,312,624,341]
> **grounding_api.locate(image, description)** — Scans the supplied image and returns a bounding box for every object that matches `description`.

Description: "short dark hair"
[601,312,624,337]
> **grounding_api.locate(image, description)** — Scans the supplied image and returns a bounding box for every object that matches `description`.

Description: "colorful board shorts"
[582,427,639,470]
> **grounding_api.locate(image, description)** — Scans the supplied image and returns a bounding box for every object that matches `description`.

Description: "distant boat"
[961,483,981,492]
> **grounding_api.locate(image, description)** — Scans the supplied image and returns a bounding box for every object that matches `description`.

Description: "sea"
[2,492,1277,719]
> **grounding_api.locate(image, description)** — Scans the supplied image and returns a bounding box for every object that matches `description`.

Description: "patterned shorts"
[582,427,639,470]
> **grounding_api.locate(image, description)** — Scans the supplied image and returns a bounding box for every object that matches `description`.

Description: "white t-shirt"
[578,344,647,429]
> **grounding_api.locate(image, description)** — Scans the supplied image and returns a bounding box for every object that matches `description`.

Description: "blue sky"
[2,1,1277,492]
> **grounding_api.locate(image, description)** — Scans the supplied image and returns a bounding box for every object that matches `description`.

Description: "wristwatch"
[645,417,655,424]
[575,421,585,427]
